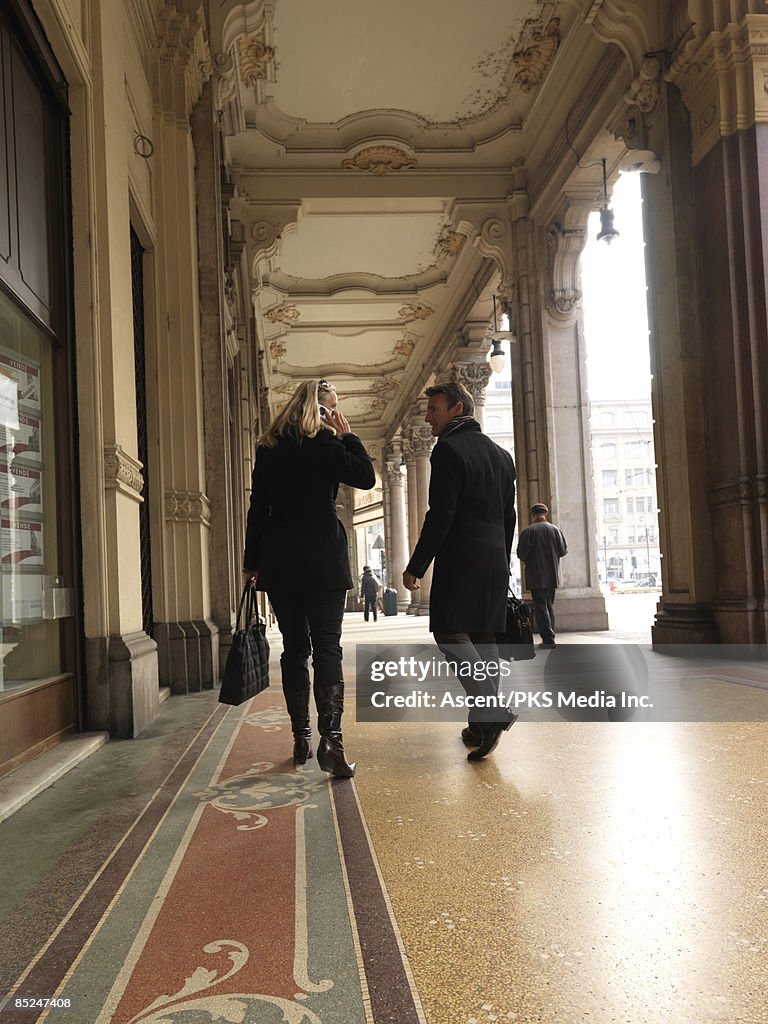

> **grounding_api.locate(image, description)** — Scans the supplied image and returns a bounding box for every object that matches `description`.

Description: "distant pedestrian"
[360,566,381,622]
[516,503,567,648]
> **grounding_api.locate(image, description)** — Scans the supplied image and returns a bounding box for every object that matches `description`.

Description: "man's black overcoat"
[406,420,517,632]
[243,430,375,592]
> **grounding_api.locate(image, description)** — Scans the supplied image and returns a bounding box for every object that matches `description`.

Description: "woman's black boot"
[314,683,356,778]
[284,687,313,765]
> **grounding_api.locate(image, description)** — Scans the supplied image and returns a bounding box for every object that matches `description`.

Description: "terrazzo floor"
[1,613,766,1024]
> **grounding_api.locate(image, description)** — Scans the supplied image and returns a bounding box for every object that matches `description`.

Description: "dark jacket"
[406,420,517,632]
[243,429,375,592]
[516,520,568,589]
[360,570,380,598]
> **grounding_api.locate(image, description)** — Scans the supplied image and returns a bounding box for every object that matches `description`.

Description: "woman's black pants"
[268,590,347,692]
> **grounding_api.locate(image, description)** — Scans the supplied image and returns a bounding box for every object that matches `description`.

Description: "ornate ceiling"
[210,0,627,440]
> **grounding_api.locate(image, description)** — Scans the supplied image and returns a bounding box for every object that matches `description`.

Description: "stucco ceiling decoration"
[236,35,275,87]
[264,305,300,324]
[341,144,417,176]
[398,304,434,323]
[214,0,574,167]
[512,17,560,91]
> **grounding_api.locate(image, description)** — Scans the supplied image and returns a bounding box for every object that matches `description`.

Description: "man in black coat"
[403,381,517,761]
[516,503,568,648]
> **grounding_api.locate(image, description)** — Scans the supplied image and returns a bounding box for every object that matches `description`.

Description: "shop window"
[0,289,63,690]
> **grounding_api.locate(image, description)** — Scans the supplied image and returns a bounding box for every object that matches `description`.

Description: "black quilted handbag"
[496,593,536,661]
[219,583,270,706]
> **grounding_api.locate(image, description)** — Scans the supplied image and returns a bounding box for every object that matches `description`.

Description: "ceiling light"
[597,159,619,244]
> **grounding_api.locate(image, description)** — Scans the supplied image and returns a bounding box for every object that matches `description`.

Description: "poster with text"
[0,463,42,513]
[0,572,43,625]
[0,374,19,430]
[0,352,41,414]
[0,413,42,465]
[1,518,44,566]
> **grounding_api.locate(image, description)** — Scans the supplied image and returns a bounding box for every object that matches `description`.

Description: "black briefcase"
[496,593,536,661]
[219,583,270,706]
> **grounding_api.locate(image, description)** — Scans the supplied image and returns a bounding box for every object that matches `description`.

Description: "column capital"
[667,14,768,165]
[411,425,435,457]
[449,361,493,408]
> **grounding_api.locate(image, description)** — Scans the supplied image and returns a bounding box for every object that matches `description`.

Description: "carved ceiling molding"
[104,444,144,503]
[512,18,560,92]
[223,271,241,363]
[150,3,212,119]
[585,0,650,77]
[269,338,287,361]
[165,489,212,527]
[398,304,434,323]
[273,356,409,377]
[667,16,768,166]
[264,305,300,325]
[237,34,275,87]
[546,208,591,321]
[624,54,664,119]
[392,337,417,359]
[434,230,466,258]
[341,144,417,176]
[231,200,302,278]
[263,264,450,296]
[473,215,515,286]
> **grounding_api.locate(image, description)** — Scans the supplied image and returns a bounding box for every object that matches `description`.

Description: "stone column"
[402,427,421,614]
[82,0,159,738]
[383,444,410,610]
[191,80,231,684]
[509,195,608,630]
[149,18,218,693]
[411,425,435,616]
[653,22,768,645]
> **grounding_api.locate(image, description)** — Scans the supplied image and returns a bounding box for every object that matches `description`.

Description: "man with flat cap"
[517,503,567,648]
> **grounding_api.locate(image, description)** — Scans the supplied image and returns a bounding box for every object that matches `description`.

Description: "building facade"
[591,399,660,582]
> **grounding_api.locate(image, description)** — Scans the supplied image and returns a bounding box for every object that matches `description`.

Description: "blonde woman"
[242,379,375,776]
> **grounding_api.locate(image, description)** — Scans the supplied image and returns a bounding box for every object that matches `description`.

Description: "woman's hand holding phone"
[324,407,352,436]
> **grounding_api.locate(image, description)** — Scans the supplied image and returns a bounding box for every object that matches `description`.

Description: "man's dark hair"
[424,381,475,417]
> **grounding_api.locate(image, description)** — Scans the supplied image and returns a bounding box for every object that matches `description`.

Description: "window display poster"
[0,373,19,430]
[0,463,42,513]
[0,414,42,464]
[0,572,43,625]
[1,518,43,566]
[0,352,41,413]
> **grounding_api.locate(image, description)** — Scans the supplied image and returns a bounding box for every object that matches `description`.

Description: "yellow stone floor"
[340,613,768,1024]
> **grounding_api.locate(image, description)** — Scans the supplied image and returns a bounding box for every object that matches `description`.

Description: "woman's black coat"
[243,429,375,592]
[406,421,517,632]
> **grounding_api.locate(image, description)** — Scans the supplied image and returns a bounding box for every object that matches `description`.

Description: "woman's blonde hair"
[257,379,336,448]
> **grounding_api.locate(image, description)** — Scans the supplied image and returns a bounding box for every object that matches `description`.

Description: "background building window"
[604,498,619,516]
[602,470,617,486]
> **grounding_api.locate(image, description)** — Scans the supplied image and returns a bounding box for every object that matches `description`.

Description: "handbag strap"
[236,581,264,631]
[236,582,253,631]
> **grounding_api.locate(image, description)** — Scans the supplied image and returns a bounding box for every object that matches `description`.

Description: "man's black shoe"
[539,639,556,648]
[461,724,482,747]
[467,715,518,761]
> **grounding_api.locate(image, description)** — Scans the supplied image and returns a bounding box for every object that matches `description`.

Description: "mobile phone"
[319,404,328,419]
